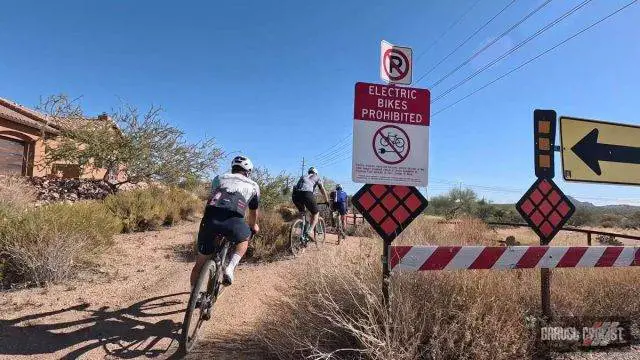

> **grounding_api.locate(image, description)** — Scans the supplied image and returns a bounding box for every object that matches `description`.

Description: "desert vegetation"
[256,217,640,359]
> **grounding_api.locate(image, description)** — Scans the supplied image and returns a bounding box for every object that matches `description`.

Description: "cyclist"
[292,166,330,242]
[333,184,349,234]
[190,155,260,288]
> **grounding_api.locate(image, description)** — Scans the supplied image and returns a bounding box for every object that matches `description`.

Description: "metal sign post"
[352,40,430,310]
[351,184,429,309]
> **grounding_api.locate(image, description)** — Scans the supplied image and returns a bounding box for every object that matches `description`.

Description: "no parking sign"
[352,82,430,187]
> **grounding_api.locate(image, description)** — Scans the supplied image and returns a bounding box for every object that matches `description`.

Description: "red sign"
[351,184,429,243]
[354,82,430,126]
[516,178,575,244]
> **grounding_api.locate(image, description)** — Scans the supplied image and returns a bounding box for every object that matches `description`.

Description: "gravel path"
[0,222,346,359]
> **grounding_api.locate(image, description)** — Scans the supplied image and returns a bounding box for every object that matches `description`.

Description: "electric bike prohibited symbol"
[373,125,410,165]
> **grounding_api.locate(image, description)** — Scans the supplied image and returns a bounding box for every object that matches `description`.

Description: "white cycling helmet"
[308,166,318,175]
[231,155,253,172]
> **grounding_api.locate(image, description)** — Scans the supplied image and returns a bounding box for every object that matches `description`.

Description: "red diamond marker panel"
[352,184,429,243]
[516,178,575,244]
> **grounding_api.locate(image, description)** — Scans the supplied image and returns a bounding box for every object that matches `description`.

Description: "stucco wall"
[0,117,126,181]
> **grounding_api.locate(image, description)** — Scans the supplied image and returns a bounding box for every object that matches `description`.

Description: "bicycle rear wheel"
[181,260,215,352]
[289,219,304,256]
[314,218,326,248]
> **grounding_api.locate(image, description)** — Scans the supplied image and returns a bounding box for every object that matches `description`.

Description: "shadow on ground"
[0,292,188,359]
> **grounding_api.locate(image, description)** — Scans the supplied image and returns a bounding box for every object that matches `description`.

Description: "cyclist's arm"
[318,183,330,204]
[247,191,260,233]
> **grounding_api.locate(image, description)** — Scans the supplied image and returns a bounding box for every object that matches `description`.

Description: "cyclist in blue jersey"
[333,184,349,232]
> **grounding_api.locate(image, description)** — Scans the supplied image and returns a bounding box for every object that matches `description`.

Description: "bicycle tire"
[314,218,326,248]
[289,219,304,256]
[180,259,215,353]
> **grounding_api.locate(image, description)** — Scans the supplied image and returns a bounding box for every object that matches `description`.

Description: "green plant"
[38,94,223,188]
[104,187,201,232]
[251,167,293,210]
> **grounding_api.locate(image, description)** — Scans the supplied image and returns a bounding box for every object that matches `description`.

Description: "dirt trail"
[0,222,349,360]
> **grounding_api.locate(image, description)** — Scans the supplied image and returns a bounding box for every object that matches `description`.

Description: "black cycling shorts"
[292,190,318,215]
[197,206,251,255]
[336,202,348,216]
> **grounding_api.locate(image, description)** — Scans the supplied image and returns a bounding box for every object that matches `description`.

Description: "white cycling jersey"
[211,173,260,209]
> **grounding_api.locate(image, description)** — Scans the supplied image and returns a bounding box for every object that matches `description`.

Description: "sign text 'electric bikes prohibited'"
[352,82,430,187]
[380,40,412,85]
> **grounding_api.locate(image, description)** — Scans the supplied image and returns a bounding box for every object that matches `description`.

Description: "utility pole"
[301,157,305,176]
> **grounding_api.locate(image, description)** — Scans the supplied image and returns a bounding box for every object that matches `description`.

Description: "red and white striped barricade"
[389,245,640,271]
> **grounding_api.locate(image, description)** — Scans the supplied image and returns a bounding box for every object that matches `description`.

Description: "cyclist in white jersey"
[190,156,260,287]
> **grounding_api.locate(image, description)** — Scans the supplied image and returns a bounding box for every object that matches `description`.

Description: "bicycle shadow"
[0,292,188,359]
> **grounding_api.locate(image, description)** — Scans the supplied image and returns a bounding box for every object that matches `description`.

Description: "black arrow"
[571,128,640,175]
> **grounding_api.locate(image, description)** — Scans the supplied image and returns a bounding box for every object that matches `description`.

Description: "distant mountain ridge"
[567,196,640,213]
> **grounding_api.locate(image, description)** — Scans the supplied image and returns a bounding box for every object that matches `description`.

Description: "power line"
[431,0,638,118]
[314,141,351,163]
[415,0,518,84]
[415,0,482,62]
[311,133,351,160]
[317,151,352,167]
[317,151,351,167]
[420,0,554,88]
[431,0,594,103]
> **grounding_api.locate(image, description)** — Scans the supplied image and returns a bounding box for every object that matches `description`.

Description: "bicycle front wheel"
[314,218,326,248]
[181,260,215,353]
[289,219,304,256]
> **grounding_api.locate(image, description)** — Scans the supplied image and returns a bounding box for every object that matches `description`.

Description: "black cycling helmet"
[336,184,342,191]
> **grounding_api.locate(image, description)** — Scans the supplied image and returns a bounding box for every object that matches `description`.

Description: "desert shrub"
[599,213,623,228]
[0,175,36,210]
[596,234,623,246]
[0,202,121,286]
[104,187,200,232]
[347,221,376,238]
[395,215,497,246]
[567,208,596,227]
[249,211,290,261]
[165,187,201,225]
[621,211,640,229]
[251,167,293,210]
[277,205,298,222]
[257,219,640,360]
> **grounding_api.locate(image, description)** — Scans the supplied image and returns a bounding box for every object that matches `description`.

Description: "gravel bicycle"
[180,233,250,352]
[289,207,326,255]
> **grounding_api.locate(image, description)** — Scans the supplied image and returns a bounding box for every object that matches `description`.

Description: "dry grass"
[0,202,122,286]
[104,187,201,232]
[0,175,36,210]
[249,210,291,261]
[256,216,640,360]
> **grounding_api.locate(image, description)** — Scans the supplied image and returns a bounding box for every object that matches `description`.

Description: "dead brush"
[0,175,36,210]
[256,215,640,359]
[248,210,290,261]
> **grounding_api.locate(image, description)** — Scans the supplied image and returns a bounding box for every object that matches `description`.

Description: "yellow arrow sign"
[560,116,640,186]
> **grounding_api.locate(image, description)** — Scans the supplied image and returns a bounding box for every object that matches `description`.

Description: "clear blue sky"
[1,0,639,205]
